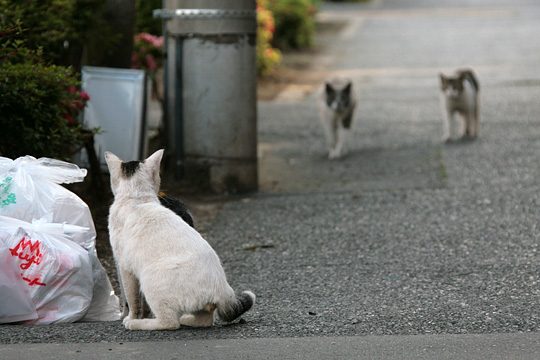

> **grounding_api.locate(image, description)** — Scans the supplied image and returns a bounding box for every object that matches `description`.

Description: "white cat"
[318,78,357,159]
[105,149,255,330]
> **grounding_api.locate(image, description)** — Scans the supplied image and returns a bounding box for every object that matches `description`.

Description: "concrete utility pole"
[157,0,257,193]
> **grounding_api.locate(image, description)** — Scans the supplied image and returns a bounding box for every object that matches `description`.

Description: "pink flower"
[135,33,163,48]
[139,33,155,43]
[63,113,76,125]
[132,32,164,71]
[79,91,90,102]
[152,36,164,48]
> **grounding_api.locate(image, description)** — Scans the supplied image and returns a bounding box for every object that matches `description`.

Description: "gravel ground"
[2,0,540,344]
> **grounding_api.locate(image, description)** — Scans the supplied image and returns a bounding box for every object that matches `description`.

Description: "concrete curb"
[2,332,540,360]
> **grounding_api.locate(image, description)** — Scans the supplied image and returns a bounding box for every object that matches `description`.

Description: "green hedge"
[0,24,91,160]
[0,63,88,160]
[135,0,162,35]
[0,0,113,69]
[270,0,317,50]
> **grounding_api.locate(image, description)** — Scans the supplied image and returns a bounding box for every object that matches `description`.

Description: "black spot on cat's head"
[121,161,141,178]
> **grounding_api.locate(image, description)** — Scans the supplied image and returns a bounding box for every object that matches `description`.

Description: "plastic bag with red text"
[0,217,93,324]
[0,156,120,322]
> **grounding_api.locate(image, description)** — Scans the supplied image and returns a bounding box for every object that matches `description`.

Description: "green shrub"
[0,63,89,160]
[0,24,92,160]
[0,0,113,69]
[0,0,74,64]
[269,0,317,50]
[135,0,162,35]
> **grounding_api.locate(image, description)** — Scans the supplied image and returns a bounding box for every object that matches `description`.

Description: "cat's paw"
[123,317,134,329]
[444,137,456,144]
[122,314,135,326]
[328,150,341,160]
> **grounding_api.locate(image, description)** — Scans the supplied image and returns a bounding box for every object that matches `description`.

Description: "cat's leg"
[328,127,338,158]
[464,112,474,139]
[448,111,461,141]
[180,309,215,328]
[441,109,451,143]
[472,101,480,138]
[465,109,479,139]
[115,265,129,318]
[327,121,341,159]
[119,267,142,325]
[323,115,339,158]
[141,294,152,318]
[330,127,349,159]
[123,308,180,330]
[118,268,145,319]
[124,292,181,330]
[472,114,480,138]
[320,117,334,157]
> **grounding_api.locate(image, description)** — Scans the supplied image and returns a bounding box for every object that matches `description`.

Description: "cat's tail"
[216,290,256,322]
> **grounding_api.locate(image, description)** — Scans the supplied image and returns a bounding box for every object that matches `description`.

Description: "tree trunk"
[103,0,136,68]
[83,0,135,68]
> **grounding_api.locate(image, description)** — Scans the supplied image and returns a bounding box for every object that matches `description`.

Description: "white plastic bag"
[81,248,121,322]
[0,217,93,324]
[0,240,37,323]
[0,156,120,322]
[0,156,94,249]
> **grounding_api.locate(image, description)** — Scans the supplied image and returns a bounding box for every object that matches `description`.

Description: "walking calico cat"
[439,69,480,142]
[105,149,255,330]
[318,78,357,159]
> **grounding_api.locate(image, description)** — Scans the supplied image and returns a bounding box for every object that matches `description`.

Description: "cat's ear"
[145,149,164,191]
[145,149,164,174]
[343,82,352,94]
[439,73,448,90]
[104,151,122,176]
[325,82,334,95]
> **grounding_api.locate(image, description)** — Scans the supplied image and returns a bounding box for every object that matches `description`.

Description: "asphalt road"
[2,0,540,358]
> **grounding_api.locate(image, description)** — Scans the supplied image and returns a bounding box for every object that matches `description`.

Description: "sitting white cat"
[105,149,255,330]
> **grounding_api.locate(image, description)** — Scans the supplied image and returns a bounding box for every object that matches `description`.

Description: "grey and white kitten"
[318,78,357,159]
[440,69,480,142]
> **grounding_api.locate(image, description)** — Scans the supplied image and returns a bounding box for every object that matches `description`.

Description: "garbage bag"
[0,156,94,249]
[82,248,120,321]
[0,217,93,324]
[0,156,120,322]
[0,240,37,323]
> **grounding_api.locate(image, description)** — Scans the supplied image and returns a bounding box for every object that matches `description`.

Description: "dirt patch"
[257,59,326,101]
[257,18,347,101]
